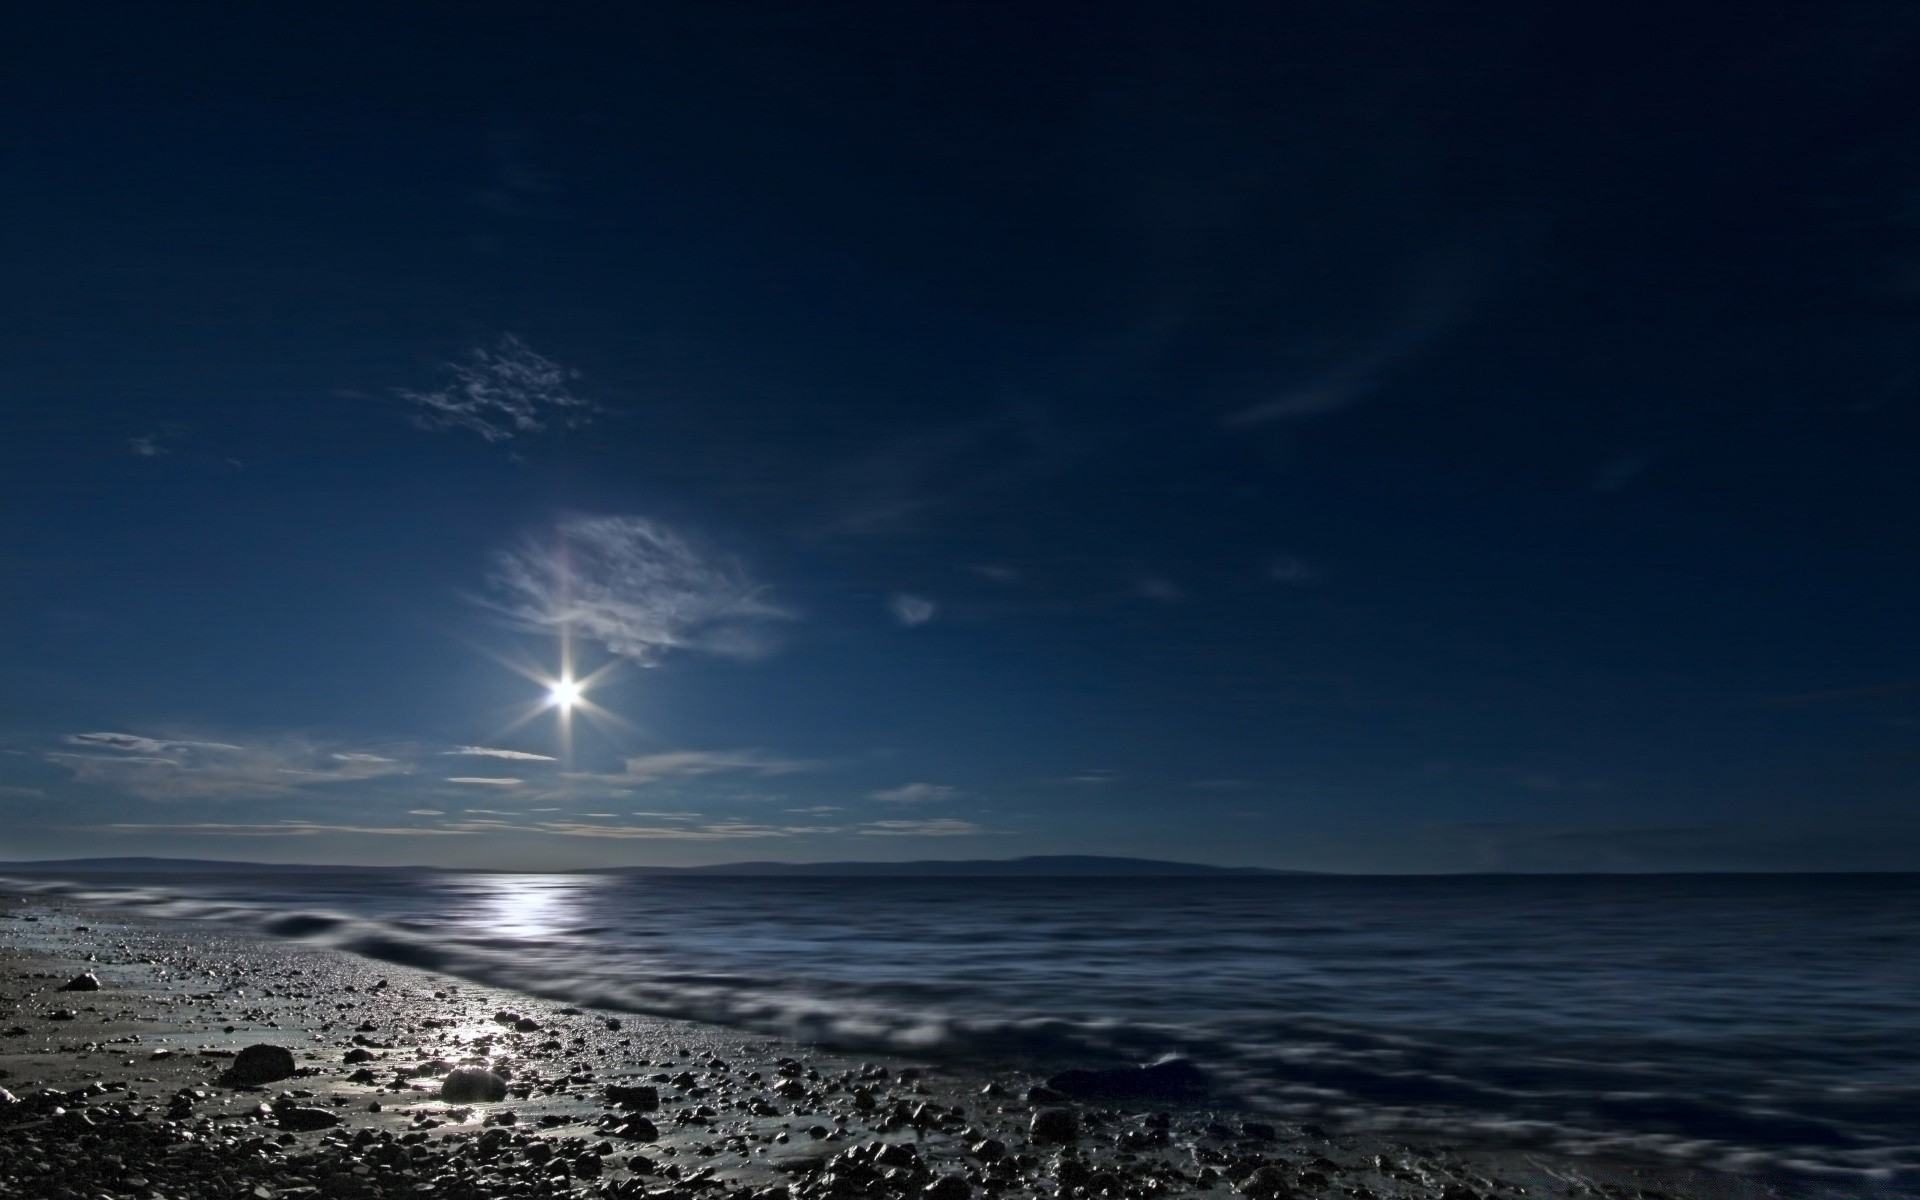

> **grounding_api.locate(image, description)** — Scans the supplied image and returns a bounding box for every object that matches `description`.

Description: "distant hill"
[591,856,1308,877]
[0,857,442,875]
[0,854,1305,877]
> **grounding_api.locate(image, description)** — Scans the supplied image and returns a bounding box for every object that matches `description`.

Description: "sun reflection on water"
[466,873,595,941]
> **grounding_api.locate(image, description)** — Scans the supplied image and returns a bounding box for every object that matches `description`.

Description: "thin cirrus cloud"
[614,749,816,784]
[889,593,937,627]
[487,515,792,664]
[394,334,601,442]
[446,776,524,787]
[869,782,959,804]
[48,732,409,801]
[858,818,984,837]
[444,746,557,762]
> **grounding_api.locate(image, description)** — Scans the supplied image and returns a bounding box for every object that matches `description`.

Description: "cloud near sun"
[486,515,793,665]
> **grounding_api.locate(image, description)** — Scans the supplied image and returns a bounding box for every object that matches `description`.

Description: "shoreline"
[0,889,1880,1200]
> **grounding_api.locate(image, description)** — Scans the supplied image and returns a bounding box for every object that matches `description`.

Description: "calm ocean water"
[8,871,1918,1178]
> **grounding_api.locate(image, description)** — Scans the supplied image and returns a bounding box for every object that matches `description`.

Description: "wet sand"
[0,890,1851,1200]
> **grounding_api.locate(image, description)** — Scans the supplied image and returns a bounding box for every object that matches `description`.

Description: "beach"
[1,887,1874,1200]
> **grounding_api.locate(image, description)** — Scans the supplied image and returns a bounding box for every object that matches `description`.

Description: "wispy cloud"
[444,746,557,762]
[488,515,791,664]
[94,821,474,837]
[446,776,523,787]
[50,733,409,801]
[395,334,600,442]
[1221,249,1484,428]
[889,593,937,627]
[858,818,984,837]
[128,434,171,459]
[869,782,959,804]
[1266,556,1322,585]
[1134,578,1186,604]
[616,749,816,784]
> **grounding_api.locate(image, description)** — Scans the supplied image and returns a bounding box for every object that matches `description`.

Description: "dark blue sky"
[3,3,1917,870]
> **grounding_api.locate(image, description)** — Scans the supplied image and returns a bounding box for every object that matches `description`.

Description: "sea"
[5,869,1916,1183]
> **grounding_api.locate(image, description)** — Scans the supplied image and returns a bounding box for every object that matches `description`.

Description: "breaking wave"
[5,871,1918,1182]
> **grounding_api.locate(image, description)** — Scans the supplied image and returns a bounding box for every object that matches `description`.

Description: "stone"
[343,1048,376,1064]
[1239,1166,1293,1198]
[224,1044,297,1086]
[1029,1107,1078,1143]
[605,1083,660,1109]
[611,1115,659,1141]
[57,973,101,992]
[277,1106,342,1131]
[924,1176,970,1200]
[1043,1058,1208,1103]
[439,1068,509,1103]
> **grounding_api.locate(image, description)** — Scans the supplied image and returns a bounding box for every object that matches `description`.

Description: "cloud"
[869,782,959,804]
[889,593,937,627]
[970,565,1020,585]
[1266,556,1322,585]
[51,733,410,801]
[408,809,445,816]
[446,776,523,787]
[1220,249,1484,429]
[128,434,171,458]
[488,515,791,664]
[1133,578,1186,604]
[394,334,599,442]
[616,749,816,784]
[65,732,241,755]
[858,818,984,837]
[444,746,557,762]
[94,821,475,837]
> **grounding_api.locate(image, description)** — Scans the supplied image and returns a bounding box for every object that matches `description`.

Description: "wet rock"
[1242,1121,1278,1141]
[439,1067,510,1103]
[606,1083,660,1109]
[968,1138,1006,1162]
[611,1115,659,1141]
[224,1044,297,1086]
[1044,1058,1208,1103]
[57,972,101,992]
[923,1175,970,1200]
[1030,1107,1078,1143]
[276,1105,341,1131]
[1239,1166,1293,1198]
[1024,1084,1067,1106]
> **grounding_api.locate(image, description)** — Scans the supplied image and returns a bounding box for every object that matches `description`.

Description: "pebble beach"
[3,889,1880,1200]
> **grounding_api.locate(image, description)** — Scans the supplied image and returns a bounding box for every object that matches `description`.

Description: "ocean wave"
[4,872,1915,1181]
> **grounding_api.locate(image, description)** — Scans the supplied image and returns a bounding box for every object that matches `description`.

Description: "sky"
[2,3,1918,871]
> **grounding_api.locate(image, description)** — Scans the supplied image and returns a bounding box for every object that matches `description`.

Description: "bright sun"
[549,679,583,709]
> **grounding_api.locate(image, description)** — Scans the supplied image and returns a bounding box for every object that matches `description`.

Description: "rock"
[224,1044,297,1086]
[1242,1121,1278,1141]
[1043,1058,1208,1103]
[46,1009,78,1021]
[0,1088,16,1106]
[57,973,101,992]
[343,1048,376,1064]
[1029,1108,1078,1143]
[968,1138,1006,1162]
[1024,1084,1067,1106]
[606,1083,660,1110]
[1239,1166,1293,1198]
[924,1176,970,1200]
[277,1106,341,1131]
[439,1068,510,1103]
[611,1115,659,1141]
[513,1017,542,1032]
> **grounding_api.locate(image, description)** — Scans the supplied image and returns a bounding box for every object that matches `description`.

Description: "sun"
[548,679,583,710]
